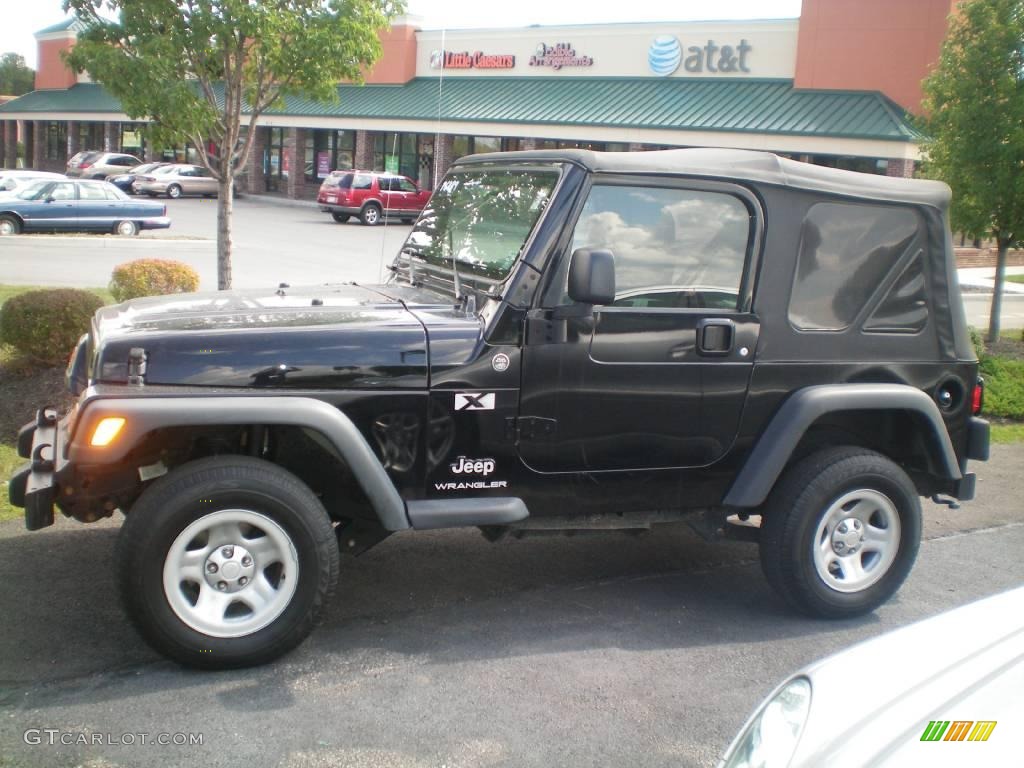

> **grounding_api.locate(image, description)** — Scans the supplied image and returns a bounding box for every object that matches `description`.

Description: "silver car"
[0,170,66,197]
[66,151,142,180]
[135,164,218,198]
[718,585,1024,768]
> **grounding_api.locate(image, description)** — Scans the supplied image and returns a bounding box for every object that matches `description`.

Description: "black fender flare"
[69,394,411,531]
[723,384,961,508]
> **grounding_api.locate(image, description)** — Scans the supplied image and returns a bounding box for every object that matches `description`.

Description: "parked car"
[10,148,988,669]
[66,151,143,180]
[317,170,431,225]
[0,178,170,236]
[135,163,218,198]
[108,162,169,194]
[0,170,66,197]
[718,585,1024,768]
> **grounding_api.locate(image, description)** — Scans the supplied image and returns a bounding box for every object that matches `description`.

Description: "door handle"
[697,318,735,356]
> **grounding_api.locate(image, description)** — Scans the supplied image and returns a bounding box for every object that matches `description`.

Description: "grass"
[991,423,1024,444]
[1006,274,1024,284]
[0,443,25,523]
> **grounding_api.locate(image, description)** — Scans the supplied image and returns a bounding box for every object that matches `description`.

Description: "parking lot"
[0,445,1021,768]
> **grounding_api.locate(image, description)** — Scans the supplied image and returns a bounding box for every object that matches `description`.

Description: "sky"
[0,0,802,70]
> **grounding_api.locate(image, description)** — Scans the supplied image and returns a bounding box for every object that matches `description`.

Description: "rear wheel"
[332,213,350,223]
[0,215,21,236]
[114,220,138,237]
[117,456,339,669]
[759,446,921,618]
[167,184,182,199]
[360,203,381,226]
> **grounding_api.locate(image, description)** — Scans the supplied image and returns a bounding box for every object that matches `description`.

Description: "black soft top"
[455,148,950,210]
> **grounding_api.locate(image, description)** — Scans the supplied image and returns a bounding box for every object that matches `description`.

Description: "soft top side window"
[789,203,921,332]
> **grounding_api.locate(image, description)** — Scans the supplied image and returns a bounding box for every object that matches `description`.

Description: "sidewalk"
[958,266,1024,295]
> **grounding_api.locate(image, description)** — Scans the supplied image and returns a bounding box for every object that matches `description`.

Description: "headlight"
[721,677,811,768]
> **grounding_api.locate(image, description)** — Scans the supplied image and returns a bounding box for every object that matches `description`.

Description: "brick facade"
[3,122,17,168]
[955,248,1024,269]
[886,158,915,178]
[31,121,45,169]
[243,127,267,194]
[66,120,79,159]
[354,130,374,170]
[103,122,117,152]
[432,134,454,187]
[285,128,307,199]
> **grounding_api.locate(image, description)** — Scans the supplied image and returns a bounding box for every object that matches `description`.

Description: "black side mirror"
[44,196,56,204]
[567,248,615,306]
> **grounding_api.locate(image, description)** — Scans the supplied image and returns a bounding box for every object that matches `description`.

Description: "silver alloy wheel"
[116,220,138,236]
[812,489,901,593]
[0,218,16,236]
[162,509,300,638]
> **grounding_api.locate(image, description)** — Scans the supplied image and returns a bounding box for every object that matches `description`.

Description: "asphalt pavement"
[0,445,1021,768]
[0,197,1021,328]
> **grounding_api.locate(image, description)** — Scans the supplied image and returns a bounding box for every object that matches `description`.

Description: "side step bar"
[406,497,528,530]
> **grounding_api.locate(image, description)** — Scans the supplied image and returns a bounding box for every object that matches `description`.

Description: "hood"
[91,283,464,390]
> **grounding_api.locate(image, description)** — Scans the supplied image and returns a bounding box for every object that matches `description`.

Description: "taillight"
[162,206,167,216]
[80,161,93,169]
[972,379,984,415]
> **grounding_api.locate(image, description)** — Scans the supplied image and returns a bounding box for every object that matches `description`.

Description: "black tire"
[402,218,415,225]
[166,184,182,199]
[332,212,350,223]
[759,446,921,619]
[117,455,339,669]
[360,203,382,226]
[0,214,21,236]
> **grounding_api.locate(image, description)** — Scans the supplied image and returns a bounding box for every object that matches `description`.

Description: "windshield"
[397,167,560,283]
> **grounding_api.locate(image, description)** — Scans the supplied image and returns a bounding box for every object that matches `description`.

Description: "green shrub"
[979,355,1024,420]
[0,289,104,365]
[109,259,200,302]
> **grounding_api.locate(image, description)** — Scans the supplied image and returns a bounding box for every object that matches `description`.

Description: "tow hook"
[931,494,960,510]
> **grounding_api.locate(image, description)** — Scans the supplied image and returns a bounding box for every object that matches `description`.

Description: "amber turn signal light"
[90,417,126,447]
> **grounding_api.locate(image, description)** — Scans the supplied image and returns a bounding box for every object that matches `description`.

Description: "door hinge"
[505,416,557,442]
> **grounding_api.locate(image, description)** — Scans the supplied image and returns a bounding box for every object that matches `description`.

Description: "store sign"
[429,50,516,70]
[529,42,594,70]
[317,151,331,178]
[648,36,752,76]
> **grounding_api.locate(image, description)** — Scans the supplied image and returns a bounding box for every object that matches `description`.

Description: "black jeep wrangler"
[10,149,990,669]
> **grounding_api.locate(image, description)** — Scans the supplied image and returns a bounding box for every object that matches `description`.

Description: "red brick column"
[66,121,80,161]
[9,121,23,168]
[31,121,46,169]
[354,130,375,170]
[285,127,307,199]
[0,121,6,168]
[243,127,267,194]
[432,133,454,187]
[886,158,915,178]
[104,122,118,152]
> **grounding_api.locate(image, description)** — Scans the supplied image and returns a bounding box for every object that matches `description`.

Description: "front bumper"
[9,407,68,530]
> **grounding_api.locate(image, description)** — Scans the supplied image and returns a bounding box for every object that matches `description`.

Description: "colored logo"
[920,720,997,742]
[648,36,682,77]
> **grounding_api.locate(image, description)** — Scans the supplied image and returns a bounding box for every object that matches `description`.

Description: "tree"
[920,0,1024,343]
[0,53,35,95]
[64,0,402,289]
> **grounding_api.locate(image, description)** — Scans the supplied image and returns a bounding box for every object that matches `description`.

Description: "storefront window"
[45,122,67,161]
[306,129,355,181]
[120,123,145,158]
[78,123,103,152]
[374,132,418,179]
[452,135,503,159]
[264,127,289,192]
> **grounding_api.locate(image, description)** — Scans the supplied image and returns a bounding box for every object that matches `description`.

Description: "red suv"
[317,170,432,226]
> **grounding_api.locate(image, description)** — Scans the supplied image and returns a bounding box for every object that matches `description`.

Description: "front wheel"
[332,212,350,223]
[759,446,921,619]
[166,184,182,199]
[0,214,21,236]
[360,203,381,226]
[117,456,339,669]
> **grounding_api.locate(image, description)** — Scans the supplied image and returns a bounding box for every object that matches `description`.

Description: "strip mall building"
[0,0,956,199]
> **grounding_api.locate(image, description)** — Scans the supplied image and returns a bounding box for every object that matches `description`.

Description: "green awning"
[0,78,919,142]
